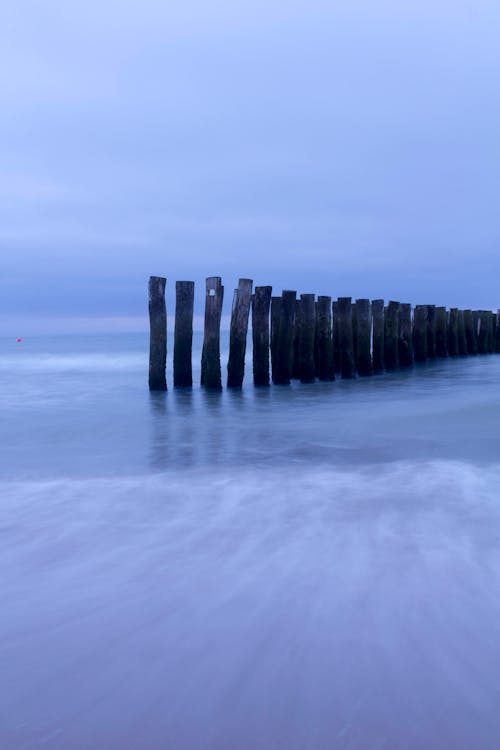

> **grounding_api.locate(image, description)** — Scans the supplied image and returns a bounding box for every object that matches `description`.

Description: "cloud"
[1,0,500,328]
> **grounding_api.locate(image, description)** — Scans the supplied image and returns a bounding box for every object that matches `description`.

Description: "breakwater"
[149,276,500,390]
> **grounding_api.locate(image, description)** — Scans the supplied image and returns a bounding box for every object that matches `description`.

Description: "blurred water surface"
[1,333,500,749]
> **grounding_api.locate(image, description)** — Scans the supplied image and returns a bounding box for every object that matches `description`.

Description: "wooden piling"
[457,310,468,355]
[464,310,477,355]
[337,297,355,378]
[384,301,400,371]
[273,291,296,384]
[201,276,224,390]
[270,297,282,383]
[292,300,301,379]
[489,312,496,353]
[371,299,384,373]
[477,311,489,354]
[148,275,167,391]
[314,301,320,378]
[448,308,459,356]
[398,303,413,367]
[252,286,272,386]
[355,299,373,376]
[496,310,500,353]
[426,305,436,358]
[227,278,253,388]
[413,306,428,362]
[435,306,448,357]
[316,296,334,381]
[332,301,341,374]
[352,303,359,372]
[173,281,194,387]
[299,294,316,383]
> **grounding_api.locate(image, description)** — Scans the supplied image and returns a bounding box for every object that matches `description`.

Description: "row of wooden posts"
[148,276,500,391]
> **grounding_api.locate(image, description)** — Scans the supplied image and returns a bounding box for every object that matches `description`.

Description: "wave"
[3,460,500,750]
[0,352,146,372]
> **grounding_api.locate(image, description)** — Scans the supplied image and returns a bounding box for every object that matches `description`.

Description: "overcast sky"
[1,0,499,332]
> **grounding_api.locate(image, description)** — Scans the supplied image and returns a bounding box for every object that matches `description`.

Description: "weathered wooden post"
[352,303,359,371]
[489,312,496,353]
[426,305,436,358]
[485,311,492,352]
[332,300,341,374]
[292,300,301,379]
[316,296,334,381]
[464,310,477,355]
[355,299,373,376]
[398,303,413,367]
[148,275,167,391]
[413,305,428,362]
[201,276,224,390]
[252,286,272,386]
[477,311,489,354]
[371,299,384,373]
[298,294,316,383]
[496,310,500,353]
[273,291,296,384]
[337,297,355,378]
[384,301,399,370]
[435,306,448,357]
[457,310,468,355]
[270,297,282,383]
[227,278,253,388]
[448,308,459,356]
[314,301,320,377]
[173,281,194,387]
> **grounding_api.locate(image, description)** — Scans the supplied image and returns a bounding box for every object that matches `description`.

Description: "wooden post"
[292,300,301,379]
[398,303,413,367]
[426,305,436,358]
[270,297,282,383]
[332,300,341,374]
[435,306,448,357]
[486,311,494,353]
[355,299,373,376]
[148,275,167,391]
[227,278,253,388]
[173,281,194,387]
[413,305,427,362]
[252,286,272,386]
[464,310,477,355]
[371,299,384,373]
[496,310,500,353]
[457,310,468,355]
[337,297,355,378]
[299,294,316,383]
[352,302,359,372]
[201,276,224,390]
[477,311,489,354]
[489,312,496,353]
[315,296,334,381]
[448,308,459,356]
[314,301,320,378]
[273,291,296,384]
[384,301,399,371]
[473,312,481,355]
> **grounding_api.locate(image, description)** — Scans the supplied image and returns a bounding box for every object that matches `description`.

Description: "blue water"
[2,333,500,749]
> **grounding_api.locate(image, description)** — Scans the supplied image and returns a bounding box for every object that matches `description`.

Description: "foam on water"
[0,352,146,372]
[2,461,500,749]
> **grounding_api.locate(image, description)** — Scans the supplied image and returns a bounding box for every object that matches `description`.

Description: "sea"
[1,332,500,749]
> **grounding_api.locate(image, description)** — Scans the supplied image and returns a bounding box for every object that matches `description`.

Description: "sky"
[1,0,499,332]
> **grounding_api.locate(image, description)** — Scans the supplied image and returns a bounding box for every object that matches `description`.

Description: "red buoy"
[16,338,22,342]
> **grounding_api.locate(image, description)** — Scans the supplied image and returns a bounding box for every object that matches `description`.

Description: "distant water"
[2,333,500,749]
